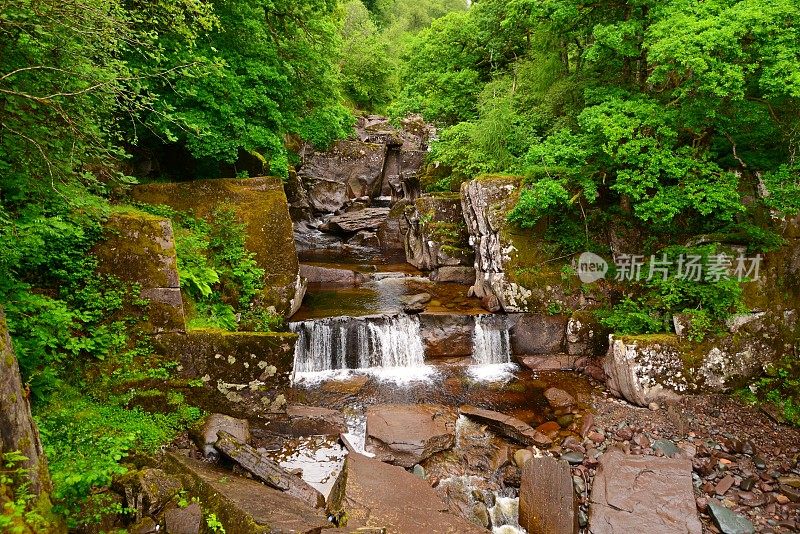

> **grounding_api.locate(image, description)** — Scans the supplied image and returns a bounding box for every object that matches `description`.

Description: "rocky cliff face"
[404,193,473,272]
[461,176,534,312]
[132,177,305,317]
[0,308,52,499]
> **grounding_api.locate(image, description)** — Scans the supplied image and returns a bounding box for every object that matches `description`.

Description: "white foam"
[467,363,519,382]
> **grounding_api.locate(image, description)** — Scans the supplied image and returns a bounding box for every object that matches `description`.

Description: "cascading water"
[470,315,516,380]
[290,314,435,384]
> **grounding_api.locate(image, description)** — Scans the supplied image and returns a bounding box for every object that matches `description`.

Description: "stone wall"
[94,211,186,333]
[152,330,297,418]
[131,177,305,317]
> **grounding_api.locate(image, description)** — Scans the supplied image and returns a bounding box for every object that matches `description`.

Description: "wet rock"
[543,388,576,410]
[299,264,366,286]
[589,449,702,534]
[328,452,485,533]
[278,405,348,437]
[460,405,551,447]
[519,456,578,534]
[366,404,456,468]
[193,414,250,459]
[413,464,426,479]
[561,452,584,466]
[418,314,475,358]
[326,208,391,235]
[164,502,202,534]
[501,465,522,487]
[298,141,387,213]
[376,199,411,253]
[166,453,330,533]
[510,314,567,354]
[349,230,380,247]
[520,354,577,371]
[215,431,325,508]
[399,293,432,314]
[429,266,475,284]
[707,500,755,534]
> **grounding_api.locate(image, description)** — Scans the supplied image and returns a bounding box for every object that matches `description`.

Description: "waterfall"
[470,315,515,381]
[473,315,512,365]
[489,497,524,534]
[291,314,433,383]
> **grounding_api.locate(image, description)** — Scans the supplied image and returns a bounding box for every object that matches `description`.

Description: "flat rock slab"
[166,453,331,534]
[459,405,551,447]
[589,449,702,534]
[519,456,577,534]
[326,208,391,234]
[328,452,486,534]
[366,404,456,468]
[299,264,367,286]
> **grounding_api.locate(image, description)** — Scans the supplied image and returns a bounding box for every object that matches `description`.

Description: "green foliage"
[0,452,56,533]
[598,246,747,336]
[206,512,226,533]
[36,388,201,527]
[134,203,270,331]
[743,353,800,426]
[339,1,397,112]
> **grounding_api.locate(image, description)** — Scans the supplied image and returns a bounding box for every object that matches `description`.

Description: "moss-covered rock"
[94,210,186,333]
[404,193,473,271]
[165,453,332,534]
[151,329,296,418]
[130,177,305,317]
[604,313,796,406]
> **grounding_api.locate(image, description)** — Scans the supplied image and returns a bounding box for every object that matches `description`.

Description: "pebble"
[716,474,736,495]
[561,451,584,465]
[513,448,533,467]
[648,402,660,411]
[652,438,681,458]
[707,500,756,534]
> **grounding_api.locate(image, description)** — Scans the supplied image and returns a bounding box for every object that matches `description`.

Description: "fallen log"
[214,431,325,508]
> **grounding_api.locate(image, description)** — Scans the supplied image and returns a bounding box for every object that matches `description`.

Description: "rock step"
[459,405,552,447]
[327,452,486,534]
[166,453,332,534]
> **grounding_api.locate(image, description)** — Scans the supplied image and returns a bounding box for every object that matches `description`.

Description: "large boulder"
[131,177,305,317]
[588,449,702,533]
[405,194,473,271]
[327,452,486,533]
[461,177,533,312]
[365,404,456,467]
[603,316,793,406]
[152,330,296,417]
[376,200,412,253]
[94,211,185,333]
[324,208,391,235]
[166,453,332,534]
[299,141,387,213]
[519,456,577,534]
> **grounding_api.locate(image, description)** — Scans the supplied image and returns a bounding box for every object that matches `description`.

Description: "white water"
[470,315,517,381]
[291,314,437,385]
[489,497,525,534]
